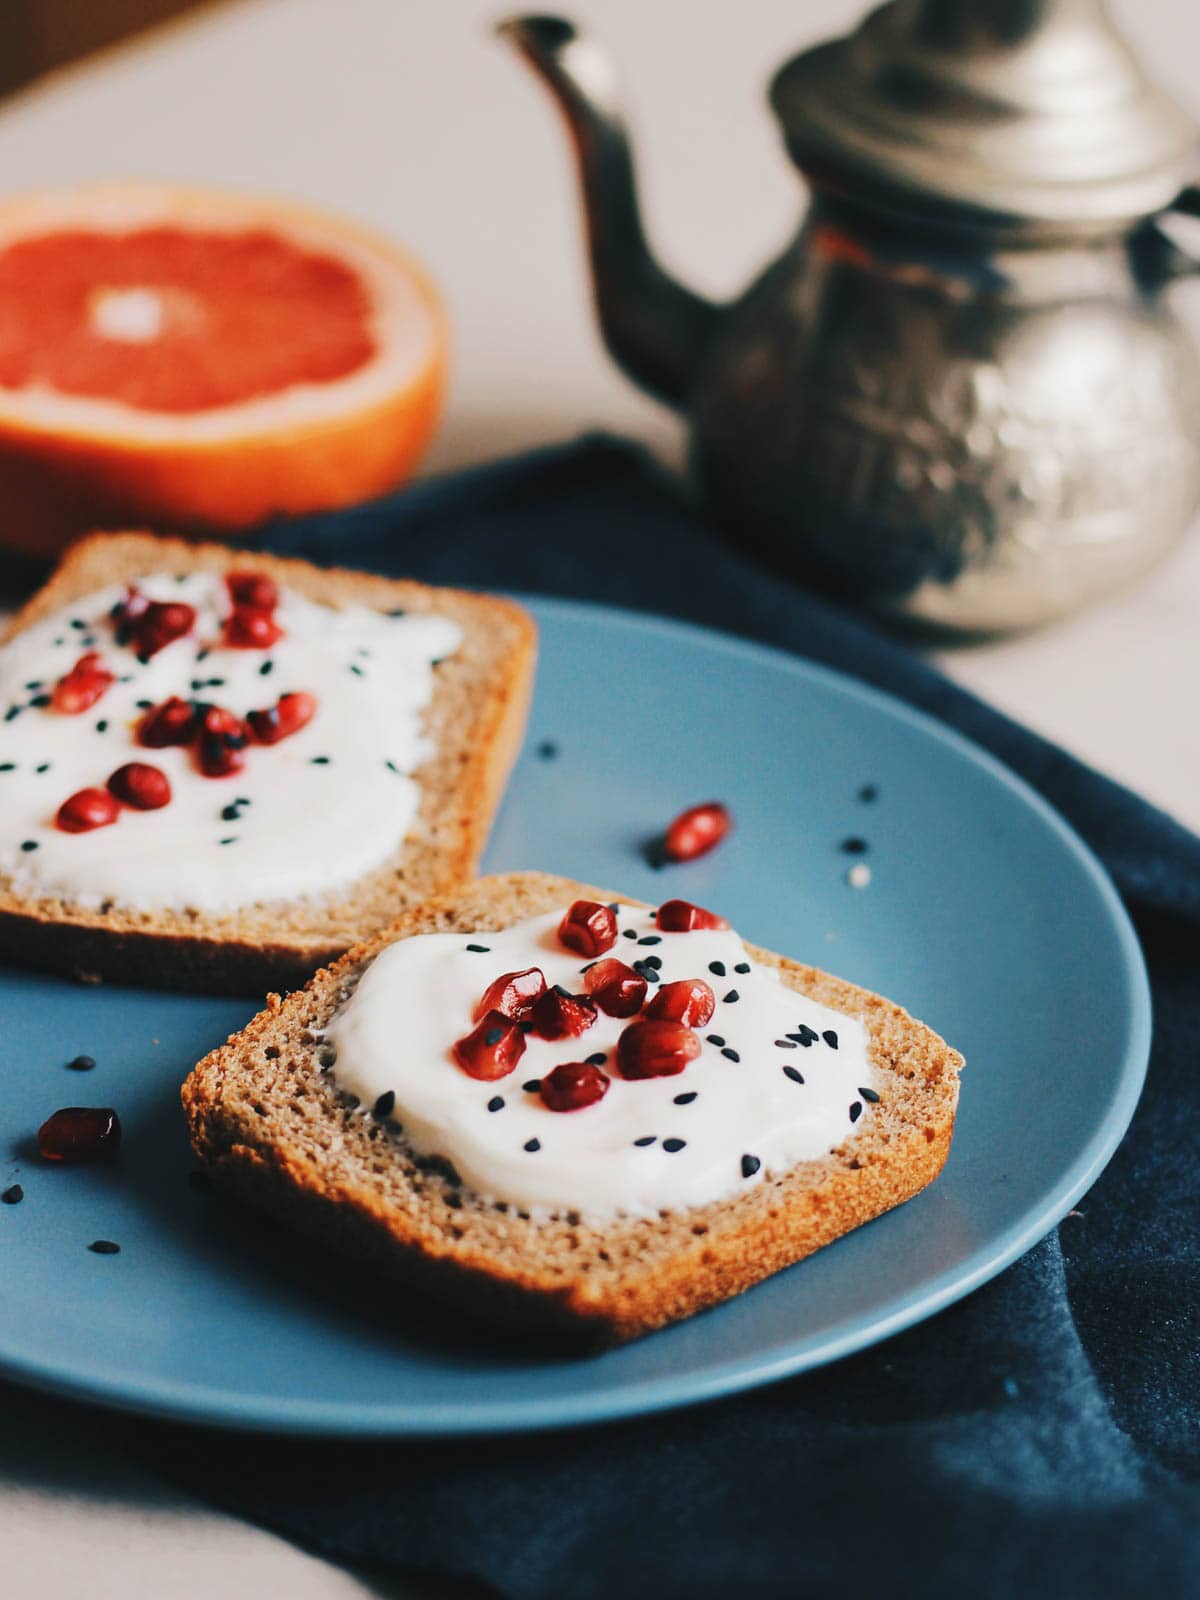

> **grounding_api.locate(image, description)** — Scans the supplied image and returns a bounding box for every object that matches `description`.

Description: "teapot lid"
[771,0,1199,236]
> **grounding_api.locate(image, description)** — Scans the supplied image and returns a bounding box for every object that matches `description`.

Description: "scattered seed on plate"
[633,1135,656,1147]
[586,1053,607,1066]
[523,1138,541,1153]
[858,784,879,803]
[783,1065,805,1085]
[20,840,37,852]
[673,1091,697,1105]
[487,1096,505,1113]
[859,1086,880,1103]
[741,1154,761,1179]
[662,1138,686,1153]
[722,990,740,1004]
[522,1079,541,1093]
[721,1047,740,1062]
[1,1184,22,1205]
[823,1030,839,1049]
[373,1091,396,1119]
[708,961,726,977]
[536,740,559,760]
[840,837,868,854]
[88,1240,120,1254]
[734,962,750,975]
[849,1101,863,1122]
[66,1054,95,1072]
[706,1034,725,1047]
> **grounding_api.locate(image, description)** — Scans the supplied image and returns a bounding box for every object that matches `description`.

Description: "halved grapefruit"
[0,183,446,556]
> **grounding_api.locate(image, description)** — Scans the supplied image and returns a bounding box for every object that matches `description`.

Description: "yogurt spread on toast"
[0,571,460,912]
[325,903,877,1219]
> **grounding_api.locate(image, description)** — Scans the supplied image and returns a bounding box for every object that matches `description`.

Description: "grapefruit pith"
[0,184,446,556]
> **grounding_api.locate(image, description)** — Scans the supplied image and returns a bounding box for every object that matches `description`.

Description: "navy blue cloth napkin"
[150,437,1199,1598]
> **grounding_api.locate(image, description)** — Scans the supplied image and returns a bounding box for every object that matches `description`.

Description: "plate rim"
[0,595,1152,1436]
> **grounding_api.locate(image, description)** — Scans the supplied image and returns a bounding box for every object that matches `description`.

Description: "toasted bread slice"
[0,533,535,991]
[182,871,963,1346]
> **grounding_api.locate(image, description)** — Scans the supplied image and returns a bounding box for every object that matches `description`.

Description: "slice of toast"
[182,871,963,1346]
[0,533,535,992]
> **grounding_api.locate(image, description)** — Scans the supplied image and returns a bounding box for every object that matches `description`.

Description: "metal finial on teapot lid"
[771,0,1199,235]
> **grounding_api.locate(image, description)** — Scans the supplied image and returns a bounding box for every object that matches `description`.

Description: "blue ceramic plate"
[0,598,1150,1436]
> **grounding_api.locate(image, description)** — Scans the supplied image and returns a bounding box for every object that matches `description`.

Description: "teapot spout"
[497,14,722,407]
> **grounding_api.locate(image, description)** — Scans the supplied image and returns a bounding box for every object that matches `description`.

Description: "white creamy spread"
[326,906,876,1220]
[0,572,460,913]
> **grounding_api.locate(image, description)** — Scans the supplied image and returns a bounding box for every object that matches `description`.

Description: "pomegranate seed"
[111,585,149,643]
[617,1018,702,1079]
[452,1009,526,1080]
[56,787,120,833]
[224,606,284,649]
[557,900,618,958]
[107,762,171,810]
[646,978,716,1027]
[196,705,248,777]
[37,1106,121,1162]
[664,801,732,862]
[226,571,278,611]
[583,958,648,1018]
[472,967,547,1023]
[247,690,317,744]
[138,696,198,747]
[655,899,730,933]
[51,652,114,714]
[131,601,195,659]
[530,987,597,1040]
[540,1060,610,1112]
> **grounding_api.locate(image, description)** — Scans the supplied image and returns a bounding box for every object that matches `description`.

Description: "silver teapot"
[500,2,1200,633]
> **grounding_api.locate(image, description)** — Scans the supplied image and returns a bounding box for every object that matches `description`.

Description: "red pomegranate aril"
[617,1018,702,1079]
[452,1009,526,1081]
[655,899,730,933]
[56,786,120,833]
[107,762,171,811]
[530,987,598,1040]
[137,696,198,747]
[226,571,278,612]
[472,966,548,1024]
[51,652,114,714]
[646,978,716,1028]
[557,900,618,958]
[664,801,732,863]
[584,957,648,1018]
[224,606,284,649]
[132,601,195,658]
[111,584,149,642]
[196,706,248,777]
[37,1106,121,1162]
[247,690,317,744]
[540,1060,610,1112]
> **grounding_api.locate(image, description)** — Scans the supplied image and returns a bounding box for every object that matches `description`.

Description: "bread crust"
[182,871,964,1346]
[0,532,536,992]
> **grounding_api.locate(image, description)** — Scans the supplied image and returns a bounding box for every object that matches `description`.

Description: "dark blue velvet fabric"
[153,438,1199,1598]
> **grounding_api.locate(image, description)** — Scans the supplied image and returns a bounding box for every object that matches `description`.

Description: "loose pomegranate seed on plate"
[452,1009,526,1080]
[196,705,248,777]
[540,1060,610,1112]
[646,978,716,1027]
[557,900,618,957]
[56,787,120,833]
[472,966,547,1023]
[226,571,278,611]
[247,691,317,744]
[224,605,284,649]
[138,695,198,747]
[583,957,647,1017]
[655,899,730,933]
[37,1106,122,1162]
[131,600,195,658]
[51,651,114,714]
[618,1018,702,1079]
[530,987,597,1040]
[664,801,732,862]
[107,762,171,810]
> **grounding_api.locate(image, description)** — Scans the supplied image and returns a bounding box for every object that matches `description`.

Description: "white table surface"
[1,0,1196,1593]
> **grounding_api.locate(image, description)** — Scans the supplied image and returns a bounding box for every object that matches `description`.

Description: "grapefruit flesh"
[0,186,446,556]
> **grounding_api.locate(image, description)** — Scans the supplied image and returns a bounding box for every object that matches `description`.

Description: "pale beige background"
[0,1,1195,1594]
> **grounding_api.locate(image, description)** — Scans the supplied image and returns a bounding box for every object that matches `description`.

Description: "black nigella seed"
[723,990,740,1004]
[388,606,407,618]
[385,759,401,774]
[823,1030,839,1049]
[788,1029,816,1047]
[187,1170,212,1194]
[465,943,490,953]
[849,1101,863,1123]
[218,836,237,846]
[66,1054,95,1072]
[1,1184,23,1205]
[35,763,50,774]
[623,928,638,940]
[586,1052,607,1066]
[5,706,21,721]
[349,663,365,677]
[190,680,204,692]
[136,652,151,665]
[783,1065,805,1085]
[637,935,662,946]
[20,840,37,852]
[643,955,662,969]
[662,1138,686,1153]
[536,740,558,760]
[552,983,571,997]
[708,960,726,976]
[859,1086,881,1103]
[706,1034,725,1047]
[741,1154,761,1179]
[634,1135,657,1147]
[484,1027,503,1047]
[775,1039,797,1049]
[30,694,51,708]
[373,1091,396,1119]
[24,680,42,691]
[220,804,241,821]
[721,1048,740,1062]
[487,1096,504,1113]
[53,636,64,647]
[259,659,274,676]
[734,962,750,975]
[523,1138,541,1153]
[88,1240,120,1254]
[839,837,868,855]
[579,961,597,974]
[94,718,108,733]
[206,677,226,688]
[0,762,13,772]
[195,647,210,662]
[70,618,86,630]
[673,1091,697,1105]
[310,755,332,765]
[136,698,154,709]
[522,1079,542,1093]
[858,784,879,803]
